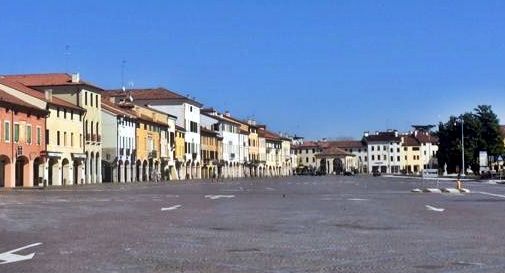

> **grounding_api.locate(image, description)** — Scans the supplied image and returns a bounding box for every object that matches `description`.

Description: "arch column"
[119,163,125,183]
[85,156,91,184]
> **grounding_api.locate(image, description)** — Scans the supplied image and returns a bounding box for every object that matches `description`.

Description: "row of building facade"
[293,127,439,175]
[0,73,295,188]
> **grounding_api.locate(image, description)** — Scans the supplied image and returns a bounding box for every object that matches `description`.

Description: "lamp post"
[455,117,465,176]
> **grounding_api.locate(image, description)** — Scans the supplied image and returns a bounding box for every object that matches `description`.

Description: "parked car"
[343,171,353,176]
[372,171,381,177]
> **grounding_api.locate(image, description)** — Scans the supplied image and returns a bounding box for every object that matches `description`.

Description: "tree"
[436,105,503,174]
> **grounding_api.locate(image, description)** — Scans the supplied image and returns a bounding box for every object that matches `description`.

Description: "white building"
[201,109,241,178]
[107,88,203,179]
[364,131,402,174]
[101,99,137,183]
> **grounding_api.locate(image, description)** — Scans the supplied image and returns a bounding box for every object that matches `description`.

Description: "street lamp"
[454,117,465,176]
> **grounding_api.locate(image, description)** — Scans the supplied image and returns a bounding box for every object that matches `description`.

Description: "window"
[383,155,386,160]
[57,131,60,145]
[84,91,87,105]
[312,149,315,153]
[397,156,400,161]
[390,156,393,162]
[71,133,74,147]
[371,146,375,151]
[383,145,386,150]
[95,95,98,107]
[46,129,49,145]
[71,111,73,120]
[90,93,93,107]
[64,132,67,146]
[372,155,375,160]
[312,158,315,163]
[4,121,10,142]
[57,108,60,117]
[26,125,32,144]
[37,127,41,145]
[64,109,67,119]
[13,123,19,143]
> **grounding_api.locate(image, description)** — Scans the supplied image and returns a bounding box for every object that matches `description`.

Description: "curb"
[412,188,470,194]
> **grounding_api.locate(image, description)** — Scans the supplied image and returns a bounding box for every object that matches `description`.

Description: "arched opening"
[0,155,11,188]
[124,160,130,182]
[142,160,148,181]
[15,156,29,187]
[90,152,95,183]
[95,152,100,183]
[33,157,44,187]
[48,158,59,186]
[102,160,112,183]
[118,160,124,182]
[333,158,344,175]
[61,158,71,185]
[136,160,142,182]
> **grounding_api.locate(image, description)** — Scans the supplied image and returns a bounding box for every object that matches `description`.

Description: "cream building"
[5,73,103,183]
[0,76,87,186]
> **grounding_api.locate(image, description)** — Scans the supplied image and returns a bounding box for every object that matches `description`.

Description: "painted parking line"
[205,195,235,200]
[425,205,445,212]
[0,242,42,265]
[475,191,505,198]
[161,205,182,211]
[347,198,368,201]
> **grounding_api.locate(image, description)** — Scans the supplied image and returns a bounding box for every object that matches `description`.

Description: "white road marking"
[205,195,235,200]
[265,187,276,191]
[0,242,42,265]
[475,191,505,198]
[161,205,182,211]
[347,198,368,201]
[425,205,445,212]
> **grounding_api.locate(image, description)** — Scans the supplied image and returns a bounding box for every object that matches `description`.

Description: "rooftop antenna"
[64,45,71,72]
[121,59,126,89]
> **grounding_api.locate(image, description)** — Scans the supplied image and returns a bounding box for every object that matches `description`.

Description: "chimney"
[414,130,418,137]
[224,111,231,117]
[44,89,53,102]
[394,130,399,137]
[71,73,80,83]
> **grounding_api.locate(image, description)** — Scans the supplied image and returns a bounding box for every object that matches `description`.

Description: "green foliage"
[436,105,504,174]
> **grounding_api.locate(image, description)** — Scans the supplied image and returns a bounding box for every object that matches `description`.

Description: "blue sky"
[1,1,505,139]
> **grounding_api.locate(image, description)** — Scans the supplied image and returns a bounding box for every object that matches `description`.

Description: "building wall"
[101,110,117,163]
[248,129,259,162]
[0,105,46,188]
[175,130,185,162]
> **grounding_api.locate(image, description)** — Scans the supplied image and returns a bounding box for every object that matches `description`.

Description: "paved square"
[1,176,505,272]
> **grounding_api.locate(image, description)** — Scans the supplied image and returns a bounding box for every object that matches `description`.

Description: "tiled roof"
[317,146,353,157]
[293,141,319,149]
[101,100,136,119]
[259,129,281,141]
[201,112,242,126]
[0,78,85,111]
[414,131,438,144]
[2,73,102,90]
[402,135,420,147]
[175,125,185,132]
[105,88,202,107]
[326,140,365,149]
[365,132,401,142]
[0,87,42,110]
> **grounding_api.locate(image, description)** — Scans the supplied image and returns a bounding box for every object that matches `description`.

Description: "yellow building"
[175,125,186,179]
[200,126,220,179]
[131,105,168,182]
[401,135,422,174]
[247,122,260,176]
